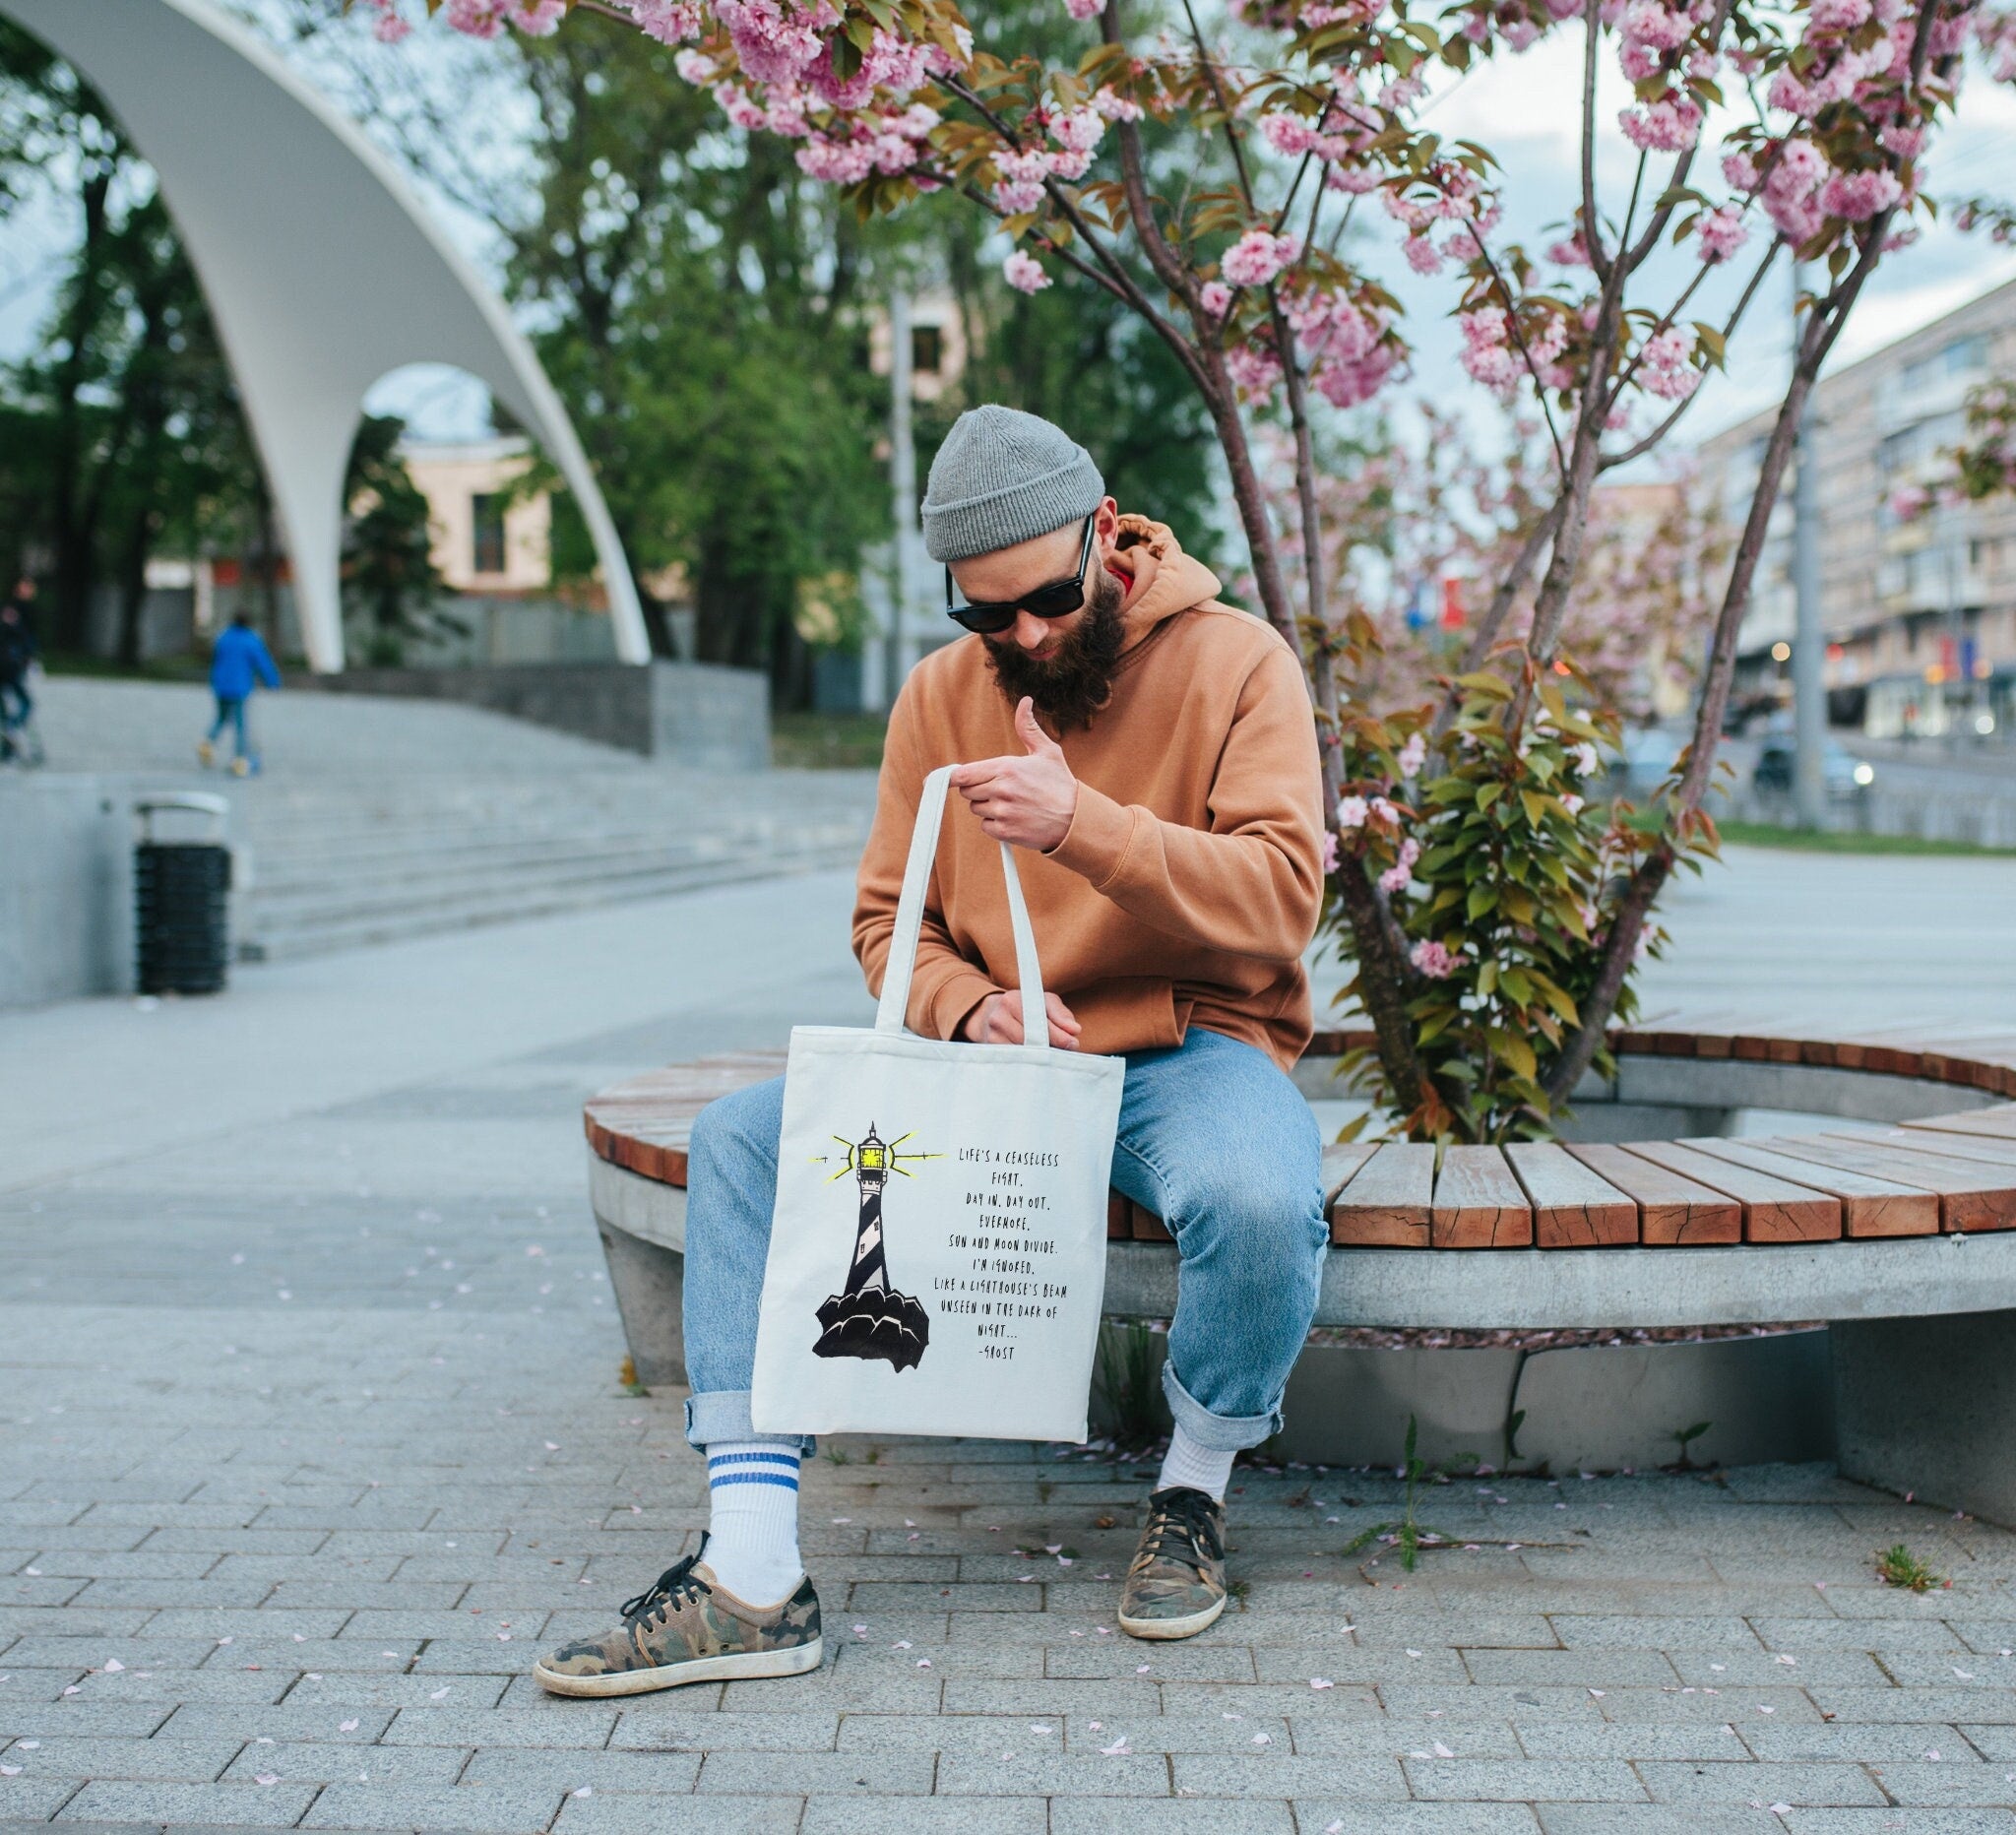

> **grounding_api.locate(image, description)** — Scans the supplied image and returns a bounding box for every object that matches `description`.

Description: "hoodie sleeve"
[253,635,282,689]
[1044,636,1324,963]
[851,678,1002,1041]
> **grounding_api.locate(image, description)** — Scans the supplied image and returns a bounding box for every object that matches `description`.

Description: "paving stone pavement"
[8,866,2016,1831]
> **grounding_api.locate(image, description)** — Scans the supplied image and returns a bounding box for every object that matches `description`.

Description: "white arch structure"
[2,0,650,671]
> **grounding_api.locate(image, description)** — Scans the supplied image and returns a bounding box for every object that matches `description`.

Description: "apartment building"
[1699,276,2016,739]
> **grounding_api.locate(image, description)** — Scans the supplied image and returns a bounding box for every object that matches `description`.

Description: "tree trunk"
[47,170,113,655]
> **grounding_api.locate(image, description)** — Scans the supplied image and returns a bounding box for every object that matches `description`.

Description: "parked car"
[1752,736,1876,798]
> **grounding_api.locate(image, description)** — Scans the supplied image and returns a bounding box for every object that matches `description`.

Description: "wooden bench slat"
[1323,1142,1382,1203]
[1130,1200,1174,1242]
[1430,1145,1534,1248]
[1755,1134,2016,1234]
[1875,1126,2016,1170]
[1623,1141,1840,1242]
[1106,1190,1131,1241]
[1900,1106,2016,1146]
[1503,1142,1638,1247]
[1678,1137,1935,1238]
[1330,1142,1434,1247]
[1562,1143,1740,1244]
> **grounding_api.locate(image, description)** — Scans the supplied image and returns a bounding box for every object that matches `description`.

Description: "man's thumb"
[1016,696,1061,757]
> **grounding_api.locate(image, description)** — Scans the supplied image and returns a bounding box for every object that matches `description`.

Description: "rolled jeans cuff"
[683,1391,816,1458]
[1161,1359,1280,1451]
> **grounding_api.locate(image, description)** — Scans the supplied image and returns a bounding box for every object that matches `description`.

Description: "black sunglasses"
[945,516,1097,635]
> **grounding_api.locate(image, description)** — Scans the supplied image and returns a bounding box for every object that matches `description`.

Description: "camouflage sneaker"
[533,1548,822,1698]
[1117,1486,1228,1641]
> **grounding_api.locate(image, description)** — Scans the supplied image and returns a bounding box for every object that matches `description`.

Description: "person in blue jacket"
[200,611,282,775]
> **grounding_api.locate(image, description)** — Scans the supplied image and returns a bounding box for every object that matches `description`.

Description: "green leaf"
[1467,883,1497,921]
[1489,1029,1538,1080]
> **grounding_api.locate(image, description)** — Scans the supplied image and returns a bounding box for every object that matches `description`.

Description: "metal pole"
[1791,262,1828,828]
[889,291,918,695]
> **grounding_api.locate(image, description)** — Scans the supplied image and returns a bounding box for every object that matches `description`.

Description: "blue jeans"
[208,696,248,758]
[681,1025,1327,1456]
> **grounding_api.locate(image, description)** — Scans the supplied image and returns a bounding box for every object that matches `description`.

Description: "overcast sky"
[3,6,2013,456]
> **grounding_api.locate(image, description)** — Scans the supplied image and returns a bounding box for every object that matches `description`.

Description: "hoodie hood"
[1109,514,1223,655]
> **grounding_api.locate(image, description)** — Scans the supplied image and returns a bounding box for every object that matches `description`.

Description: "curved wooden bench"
[583,1024,2016,1523]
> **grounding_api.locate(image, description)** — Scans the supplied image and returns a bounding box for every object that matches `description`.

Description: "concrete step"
[245,824,867,916]
[240,841,862,960]
[244,816,868,893]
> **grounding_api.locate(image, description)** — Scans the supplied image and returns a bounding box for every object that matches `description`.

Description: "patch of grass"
[40,649,207,683]
[1719,820,2016,859]
[1874,1542,1946,1593]
[771,710,887,770]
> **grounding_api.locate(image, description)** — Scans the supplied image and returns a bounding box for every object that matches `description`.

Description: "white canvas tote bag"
[749,764,1126,1443]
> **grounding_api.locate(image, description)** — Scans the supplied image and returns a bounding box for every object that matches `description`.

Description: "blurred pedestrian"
[200,611,282,776]
[0,579,37,765]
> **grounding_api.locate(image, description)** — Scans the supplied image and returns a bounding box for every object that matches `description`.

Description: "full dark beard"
[981,567,1126,731]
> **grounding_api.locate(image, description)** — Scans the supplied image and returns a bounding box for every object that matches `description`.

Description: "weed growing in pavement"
[1670,1421,1713,1471]
[1875,1544,1947,1593]
[1341,1417,1478,1572]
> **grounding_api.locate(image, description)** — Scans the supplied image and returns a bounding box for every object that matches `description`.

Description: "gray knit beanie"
[921,405,1104,563]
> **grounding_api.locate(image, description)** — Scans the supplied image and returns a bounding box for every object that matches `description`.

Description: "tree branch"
[1579,0,1608,277]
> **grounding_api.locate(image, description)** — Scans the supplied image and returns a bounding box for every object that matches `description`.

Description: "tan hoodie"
[851,515,1326,1071]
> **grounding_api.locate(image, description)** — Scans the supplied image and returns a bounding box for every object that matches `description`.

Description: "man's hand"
[951,697,1078,853]
[961,989,1083,1049]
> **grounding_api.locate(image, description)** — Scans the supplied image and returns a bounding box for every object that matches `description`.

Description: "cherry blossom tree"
[370,0,2006,1138]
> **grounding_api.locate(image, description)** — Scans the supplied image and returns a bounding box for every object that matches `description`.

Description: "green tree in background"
[0,21,261,664]
[341,412,454,665]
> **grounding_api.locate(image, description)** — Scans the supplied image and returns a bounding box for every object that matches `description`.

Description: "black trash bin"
[134,792,232,995]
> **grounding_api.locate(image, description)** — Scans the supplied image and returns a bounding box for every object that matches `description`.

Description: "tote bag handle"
[874,763,1050,1049]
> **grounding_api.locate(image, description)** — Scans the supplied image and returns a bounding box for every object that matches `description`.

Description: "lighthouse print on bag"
[811,1122,937,1370]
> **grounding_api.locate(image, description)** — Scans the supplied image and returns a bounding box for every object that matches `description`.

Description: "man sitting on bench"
[536,405,1328,1697]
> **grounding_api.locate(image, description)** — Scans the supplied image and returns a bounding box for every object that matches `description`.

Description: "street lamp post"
[1791,263,1828,828]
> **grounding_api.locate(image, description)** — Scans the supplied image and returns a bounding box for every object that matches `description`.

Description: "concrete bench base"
[587,1151,2014,1515]
[1833,1309,2016,1526]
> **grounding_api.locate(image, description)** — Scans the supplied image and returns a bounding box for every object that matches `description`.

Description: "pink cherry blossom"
[1336,794,1370,832]
[369,5,412,44]
[1321,830,1340,875]
[1227,343,1284,404]
[1818,167,1903,221]
[1222,228,1299,287]
[1065,0,1104,18]
[1637,327,1698,400]
[1403,234,1445,275]
[1092,89,1144,123]
[1618,95,1703,153]
[502,0,566,34]
[1695,205,1749,263]
[1199,281,1233,320]
[443,0,505,38]
[1003,251,1051,294]
[1410,939,1460,979]
[991,150,1053,216]
[1396,732,1427,778]
[622,2,703,43]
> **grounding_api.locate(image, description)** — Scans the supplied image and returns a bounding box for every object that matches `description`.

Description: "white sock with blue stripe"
[702,1442,803,1608]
